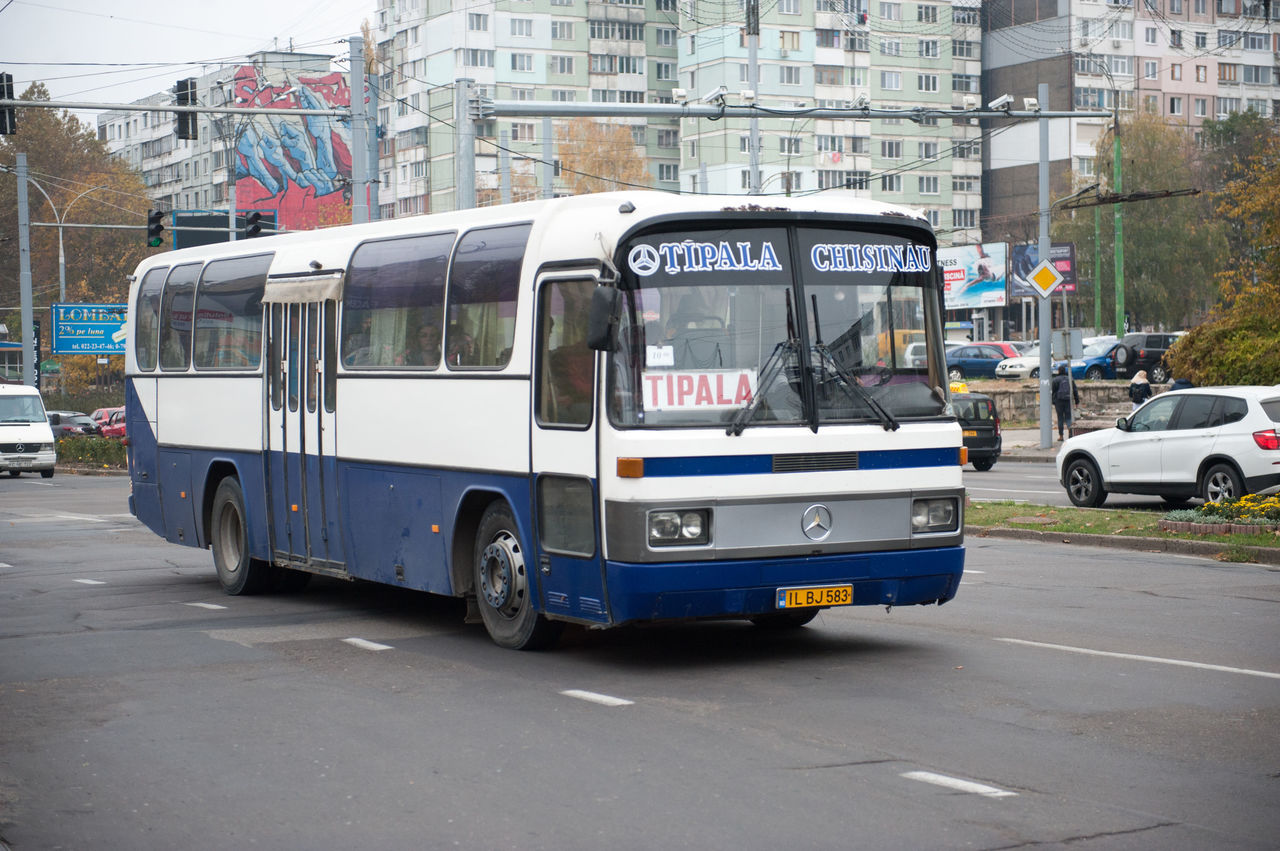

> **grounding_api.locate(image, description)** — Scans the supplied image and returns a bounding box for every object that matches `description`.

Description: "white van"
[0,383,57,478]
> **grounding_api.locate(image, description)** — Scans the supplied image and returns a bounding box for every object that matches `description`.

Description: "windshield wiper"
[726,338,797,436]
[810,294,899,432]
[728,291,801,437]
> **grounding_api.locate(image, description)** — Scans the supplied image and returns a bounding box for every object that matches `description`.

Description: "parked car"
[946,342,1022,380]
[1068,340,1123,380]
[90,406,123,427]
[1113,332,1184,383]
[1056,385,1280,506]
[954,391,1002,471]
[994,346,1068,380]
[100,408,128,439]
[47,410,100,438]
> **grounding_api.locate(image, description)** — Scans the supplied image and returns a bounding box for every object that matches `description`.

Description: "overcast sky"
[1,0,376,124]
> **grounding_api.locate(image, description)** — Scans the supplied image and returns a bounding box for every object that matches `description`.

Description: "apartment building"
[983,0,1280,235]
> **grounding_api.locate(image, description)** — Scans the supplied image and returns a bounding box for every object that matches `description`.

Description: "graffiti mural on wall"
[228,65,353,231]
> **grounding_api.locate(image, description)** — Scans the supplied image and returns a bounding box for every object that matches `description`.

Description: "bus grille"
[1,443,40,454]
[772,452,859,473]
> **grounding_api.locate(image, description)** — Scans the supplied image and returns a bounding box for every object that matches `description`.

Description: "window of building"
[918,39,939,58]
[512,53,534,72]
[1194,97,1207,116]
[780,30,800,50]
[881,38,901,56]
[952,40,978,57]
[1171,64,1182,80]
[464,49,495,67]
[511,18,533,36]
[881,139,902,158]
[953,175,979,192]
[656,61,675,80]
[919,141,938,159]
[952,209,977,229]
[1145,26,1157,44]
[780,136,802,154]
[918,74,938,92]
[1219,63,1239,82]
[817,29,841,48]
[552,89,577,101]
[656,27,675,46]
[1169,96,1183,115]
[552,55,575,74]
[815,66,843,85]
[918,4,938,21]
[880,2,901,20]
[953,6,979,23]
[1144,60,1159,79]
[468,13,488,30]
[780,65,801,84]
[551,20,574,39]
[880,173,902,192]
[881,70,902,89]
[918,175,939,194]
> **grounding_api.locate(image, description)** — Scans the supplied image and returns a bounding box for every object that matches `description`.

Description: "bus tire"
[750,609,820,629]
[473,503,562,650]
[210,477,271,595]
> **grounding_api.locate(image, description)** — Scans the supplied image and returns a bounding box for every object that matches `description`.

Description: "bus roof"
[128,191,932,287]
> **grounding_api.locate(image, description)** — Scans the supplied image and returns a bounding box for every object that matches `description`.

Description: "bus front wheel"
[473,503,562,650]
[210,477,272,595]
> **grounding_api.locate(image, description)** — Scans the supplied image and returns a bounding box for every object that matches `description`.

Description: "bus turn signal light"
[959,446,968,466]
[617,458,644,478]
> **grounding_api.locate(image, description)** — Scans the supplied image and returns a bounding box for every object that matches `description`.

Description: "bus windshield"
[609,224,947,429]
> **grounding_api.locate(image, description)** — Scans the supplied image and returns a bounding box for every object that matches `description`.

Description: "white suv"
[1056,385,1280,506]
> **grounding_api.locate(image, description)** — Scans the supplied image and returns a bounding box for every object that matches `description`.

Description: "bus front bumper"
[602,545,964,625]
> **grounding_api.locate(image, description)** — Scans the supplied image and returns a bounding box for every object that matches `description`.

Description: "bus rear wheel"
[210,477,272,595]
[473,503,562,650]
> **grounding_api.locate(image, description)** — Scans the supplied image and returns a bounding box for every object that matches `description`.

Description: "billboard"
[1010,242,1078,297]
[938,243,1008,310]
[50,304,127,355]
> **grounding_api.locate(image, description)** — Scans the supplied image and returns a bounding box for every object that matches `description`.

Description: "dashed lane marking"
[901,771,1017,798]
[997,638,1280,680]
[560,689,634,707]
[73,578,106,585]
[185,602,228,610]
[343,637,393,652]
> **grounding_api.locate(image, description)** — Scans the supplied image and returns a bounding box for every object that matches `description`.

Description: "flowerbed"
[1161,494,1280,535]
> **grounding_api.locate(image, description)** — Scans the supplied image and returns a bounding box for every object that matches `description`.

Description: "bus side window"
[446,223,531,369]
[192,253,270,371]
[269,305,284,411]
[134,267,167,371]
[158,263,201,372]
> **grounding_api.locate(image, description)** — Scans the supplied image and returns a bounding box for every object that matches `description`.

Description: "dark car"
[954,391,1001,471]
[946,342,1021,381]
[47,410,101,438]
[1113,332,1183,383]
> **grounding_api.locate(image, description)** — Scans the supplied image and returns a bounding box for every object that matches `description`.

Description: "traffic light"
[175,78,197,141]
[244,211,263,238]
[146,209,165,247]
[0,72,15,136]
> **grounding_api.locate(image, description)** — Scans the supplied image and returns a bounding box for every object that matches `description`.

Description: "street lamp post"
[22,178,108,302]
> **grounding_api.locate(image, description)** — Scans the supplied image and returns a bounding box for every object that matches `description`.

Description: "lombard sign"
[937,243,1008,310]
[51,303,127,355]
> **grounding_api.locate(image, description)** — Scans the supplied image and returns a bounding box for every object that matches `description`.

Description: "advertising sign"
[50,303,127,355]
[1010,242,1077,297]
[938,243,1008,310]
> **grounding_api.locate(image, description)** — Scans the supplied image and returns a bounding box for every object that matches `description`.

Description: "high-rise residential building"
[370,0,984,244]
[983,0,1280,237]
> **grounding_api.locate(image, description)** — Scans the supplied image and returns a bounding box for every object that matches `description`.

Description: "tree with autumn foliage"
[1,82,155,392]
[1166,125,1280,386]
[552,119,651,195]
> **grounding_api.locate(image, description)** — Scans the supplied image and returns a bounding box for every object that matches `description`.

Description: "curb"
[965,524,1280,568]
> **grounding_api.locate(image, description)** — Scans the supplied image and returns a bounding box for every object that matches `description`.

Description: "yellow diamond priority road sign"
[1027,259,1064,298]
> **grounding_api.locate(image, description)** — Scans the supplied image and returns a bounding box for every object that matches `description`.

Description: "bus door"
[264,276,345,575]
[530,276,609,624]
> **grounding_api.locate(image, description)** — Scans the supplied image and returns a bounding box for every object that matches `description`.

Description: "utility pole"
[1113,103,1124,336]
[1036,84,1052,450]
[746,0,761,195]
[349,36,369,224]
[1094,205,1101,333]
[16,153,36,386]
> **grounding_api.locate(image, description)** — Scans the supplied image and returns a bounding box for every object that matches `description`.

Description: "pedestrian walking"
[1051,365,1079,441]
[1128,370,1152,410]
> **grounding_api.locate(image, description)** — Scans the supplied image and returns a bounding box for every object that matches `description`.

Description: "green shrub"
[55,436,126,469]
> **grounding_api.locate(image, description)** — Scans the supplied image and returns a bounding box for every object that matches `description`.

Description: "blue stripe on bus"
[641,447,957,477]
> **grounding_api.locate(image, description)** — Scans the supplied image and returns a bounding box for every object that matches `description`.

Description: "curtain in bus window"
[537,279,596,426]
[158,263,202,371]
[446,223,531,368]
[341,231,453,369]
[192,253,270,370]
[134,267,167,372]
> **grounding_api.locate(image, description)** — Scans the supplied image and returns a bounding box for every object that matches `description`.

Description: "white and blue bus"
[124,191,965,649]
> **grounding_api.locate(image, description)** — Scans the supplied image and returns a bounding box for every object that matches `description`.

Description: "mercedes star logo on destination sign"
[627,244,661,276]
[801,504,833,541]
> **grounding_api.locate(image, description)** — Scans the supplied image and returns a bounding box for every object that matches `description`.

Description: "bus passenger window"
[193,254,269,371]
[537,279,595,427]
[159,263,201,371]
[134,268,167,372]
[446,223,531,369]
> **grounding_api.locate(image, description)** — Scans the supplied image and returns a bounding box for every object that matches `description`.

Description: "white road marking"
[185,602,228,610]
[966,570,985,574]
[560,689,634,707]
[0,562,11,568]
[73,578,106,585]
[343,637,393,652]
[997,638,1280,680]
[901,771,1017,798]
[54,513,107,523]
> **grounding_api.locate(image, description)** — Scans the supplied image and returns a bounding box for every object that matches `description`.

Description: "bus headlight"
[648,509,710,546]
[911,498,958,534]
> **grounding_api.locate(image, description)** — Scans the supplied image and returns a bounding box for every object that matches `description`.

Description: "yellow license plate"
[963,429,978,437]
[777,584,853,609]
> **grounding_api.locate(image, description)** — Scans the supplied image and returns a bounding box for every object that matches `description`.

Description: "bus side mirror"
[587,286,621,351]
[48,413,61,425]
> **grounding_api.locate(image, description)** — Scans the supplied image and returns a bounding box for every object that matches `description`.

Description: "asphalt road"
[2,476,1278,850]
[964,460,1176,510]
